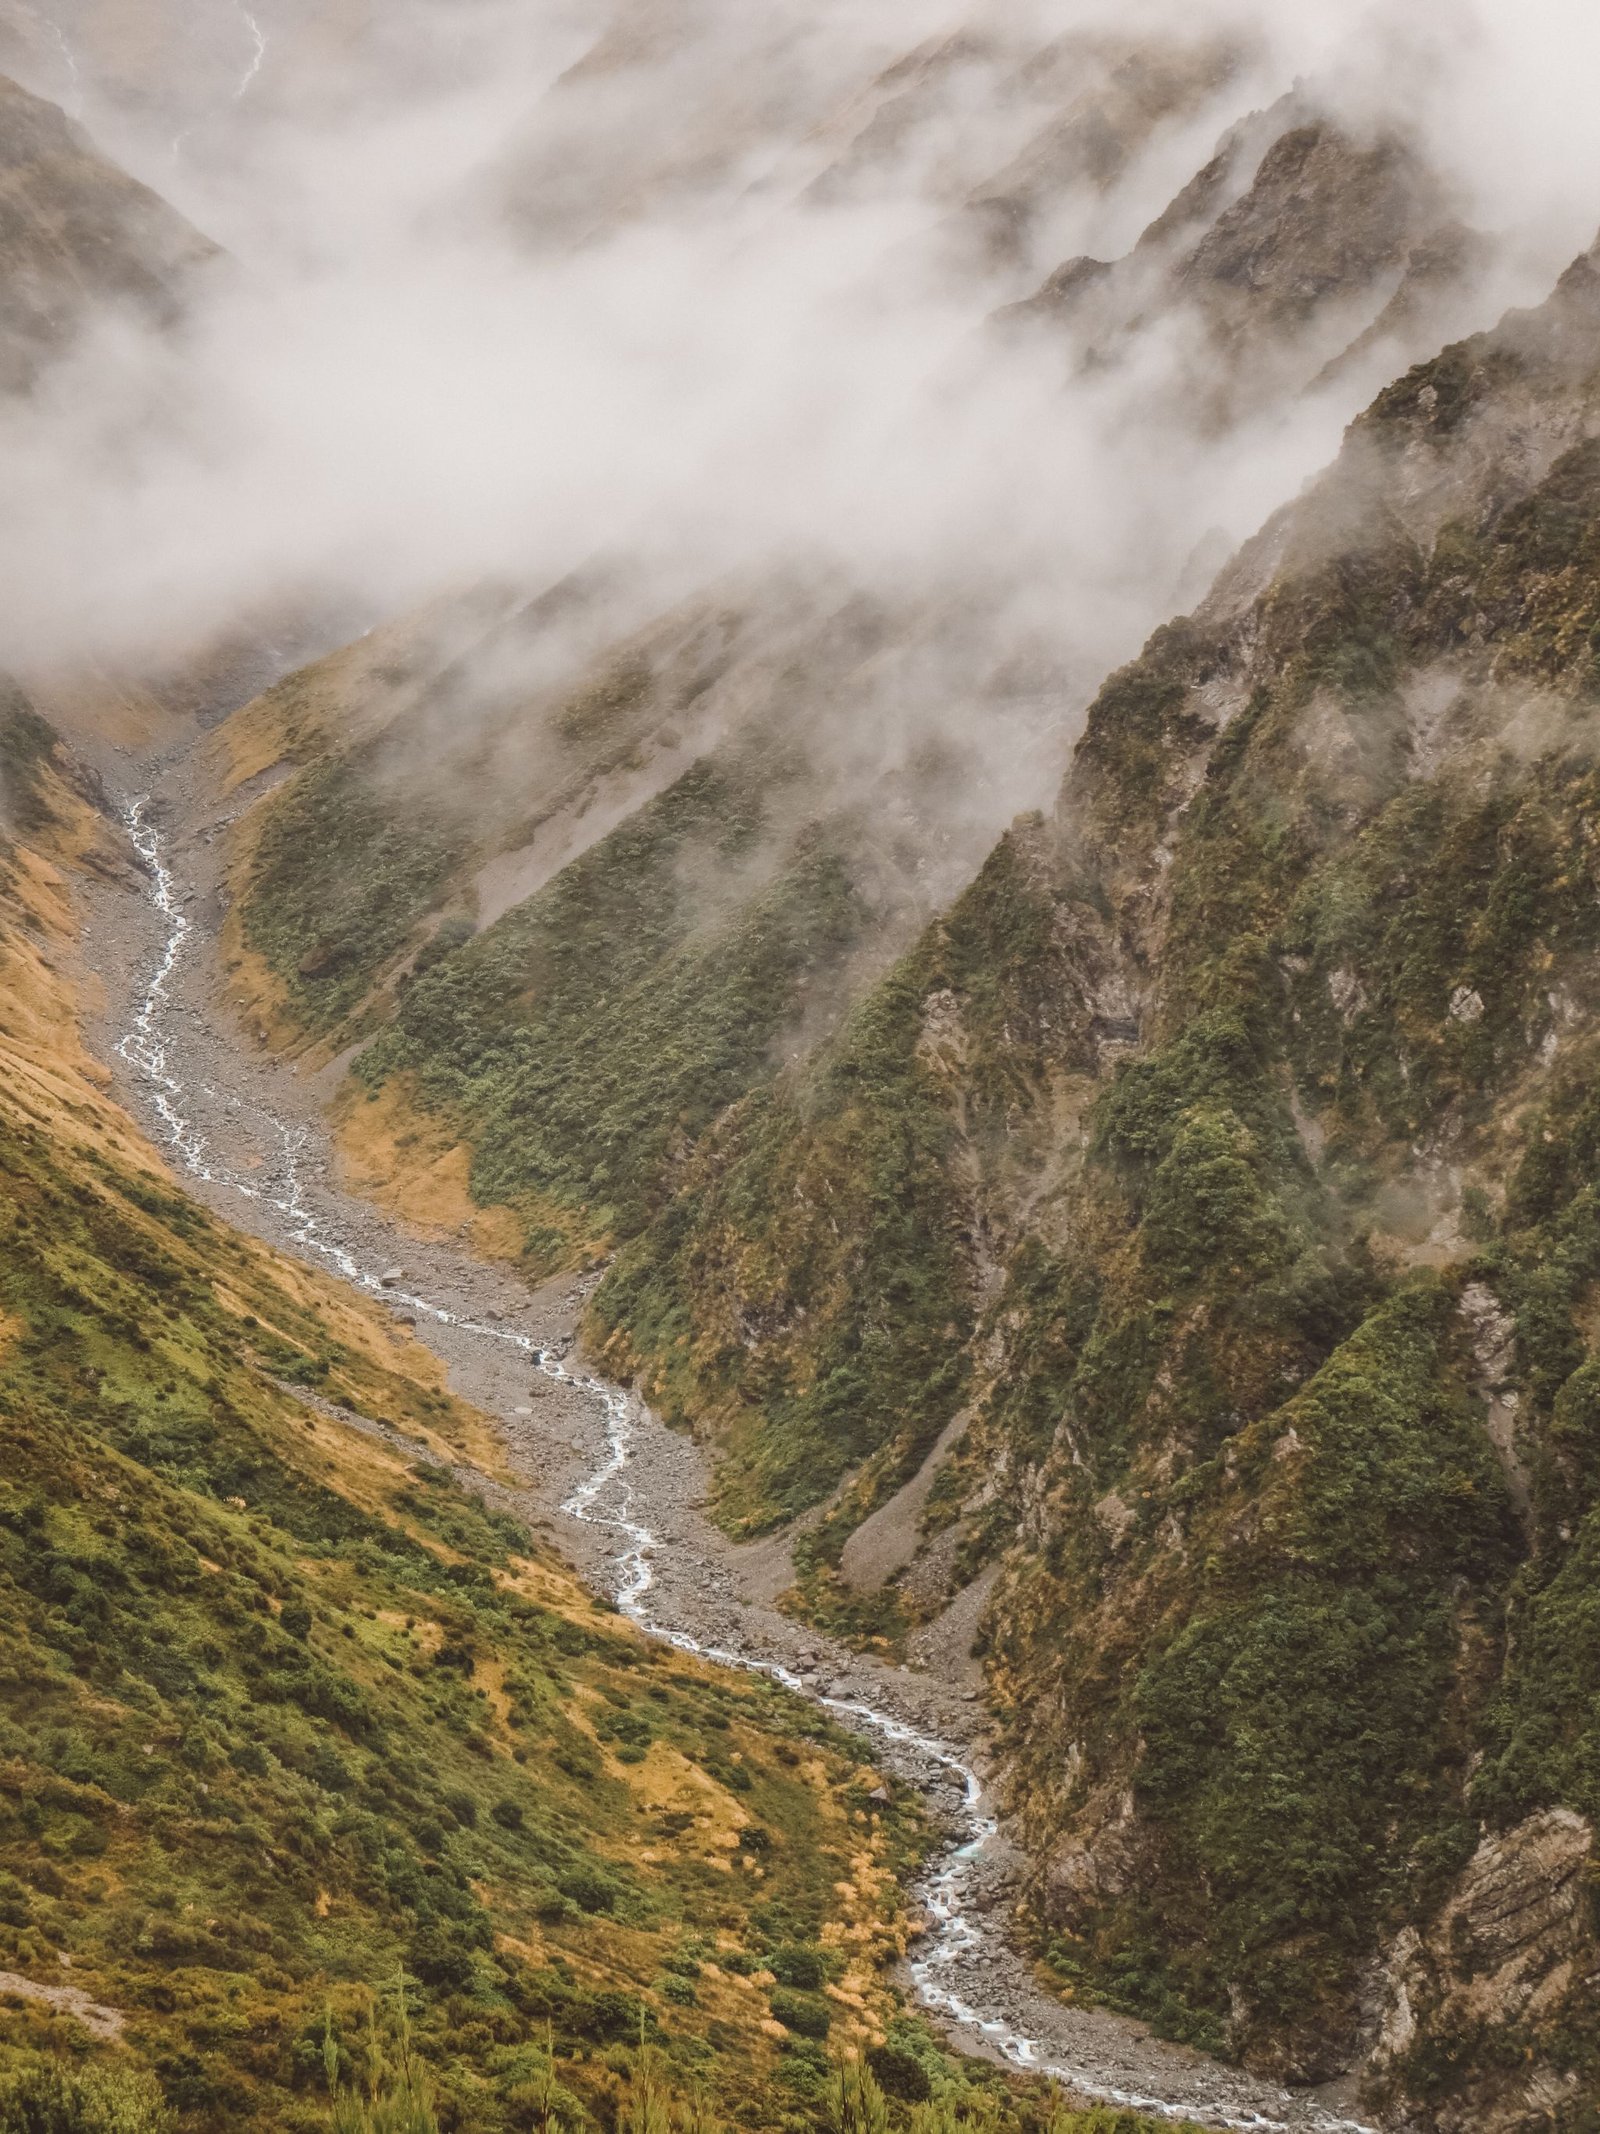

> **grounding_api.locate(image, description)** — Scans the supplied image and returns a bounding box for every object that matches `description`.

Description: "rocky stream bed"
[73,742,1380,2134]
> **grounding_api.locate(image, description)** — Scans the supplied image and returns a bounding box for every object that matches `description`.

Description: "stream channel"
[93,784,1379,2134]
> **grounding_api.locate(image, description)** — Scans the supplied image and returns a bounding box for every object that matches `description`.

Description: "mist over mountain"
[0,0,1585,676]
[5,6,1600,2134]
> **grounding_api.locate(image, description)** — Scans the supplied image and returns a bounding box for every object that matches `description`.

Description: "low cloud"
[0,0,1590,746]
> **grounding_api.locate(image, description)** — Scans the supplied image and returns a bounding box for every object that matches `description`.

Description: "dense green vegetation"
[593,821,1105,1547]
[241,754,471,1032]
[592,954,971,1539]
[585,269,1600,2112]
[352,742,866,1269]
[1122,1286,1510,2027]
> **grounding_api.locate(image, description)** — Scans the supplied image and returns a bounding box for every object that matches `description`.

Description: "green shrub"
[764,1943,827,1989]
[865,2044,931,2103]
[0,2062,174,2134]
[557,1865,618,1915]
[768,1988,831,2039]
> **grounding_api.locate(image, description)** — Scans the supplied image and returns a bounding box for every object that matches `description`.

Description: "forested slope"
[589,246,1600,2124]
[180,44,1600,2127]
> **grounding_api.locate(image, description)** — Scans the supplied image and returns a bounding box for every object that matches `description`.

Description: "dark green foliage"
[1474,1497,1600,1830]
[1095,1013,1277,1169]
[766,1988,830,2040]
[242,756,469,1029]
[763,1942,827,1989]
[407,915,475,983]
[1138,1107,1287,1287]
[864,2043,931,2104]
[555,1867,617,1915]
[1543,1362,1600,1524]
[1132,1289,1512,2026]
[356,746,865,1259]
[593,949,974,1533]
[0,2062,174,2134]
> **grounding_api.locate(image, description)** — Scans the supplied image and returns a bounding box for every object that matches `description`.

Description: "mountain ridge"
[5,16,1600,2130]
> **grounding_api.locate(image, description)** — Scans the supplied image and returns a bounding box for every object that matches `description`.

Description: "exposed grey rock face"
[1003,96,1483,420]
[1038,1785,1142,1913]
[1370,1809,1596,2131]
[1175,122,1443,337]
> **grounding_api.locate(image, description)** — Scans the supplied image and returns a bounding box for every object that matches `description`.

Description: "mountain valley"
[1,5,1599,2133]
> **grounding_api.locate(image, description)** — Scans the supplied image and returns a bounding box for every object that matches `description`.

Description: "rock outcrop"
[1370,1809,1597,2130]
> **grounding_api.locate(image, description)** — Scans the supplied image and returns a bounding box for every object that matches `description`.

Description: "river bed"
[79,767,1378,2134]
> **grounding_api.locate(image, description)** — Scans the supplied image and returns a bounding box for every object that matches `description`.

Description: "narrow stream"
[166,0,268,159]
[110,794,1375,2134]
[232,4,267,102]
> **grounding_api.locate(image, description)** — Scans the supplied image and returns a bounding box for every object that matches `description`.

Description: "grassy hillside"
[348,737,866,1273]
[0,699,966,2134]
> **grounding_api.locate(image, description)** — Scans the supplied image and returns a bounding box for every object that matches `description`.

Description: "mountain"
[999,92,1486,417]
[7,9,1600,2130]
[0,698,953,2129]
[586,244,1600,2121]
[0,70,215,390]
[183,59,1600,2124]
[213,61,1503,1290]
[500,16,1238,258]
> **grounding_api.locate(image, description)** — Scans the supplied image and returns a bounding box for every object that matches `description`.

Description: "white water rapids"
[110,793,1377,2134]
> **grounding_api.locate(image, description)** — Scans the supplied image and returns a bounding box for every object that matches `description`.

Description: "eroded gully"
[84,780,1379,2134]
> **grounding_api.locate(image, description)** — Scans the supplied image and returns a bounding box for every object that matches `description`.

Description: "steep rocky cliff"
[588,245,1600,2119]
[1001,93,1480,414]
